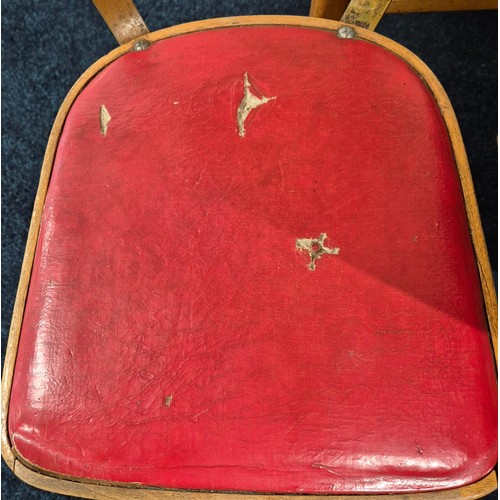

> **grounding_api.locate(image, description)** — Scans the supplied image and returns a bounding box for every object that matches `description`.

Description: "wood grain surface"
[92,0,149,44]
[386,0,497,12]
[310,0,351,19]
[341,0,392,28]
[311,0,497,19]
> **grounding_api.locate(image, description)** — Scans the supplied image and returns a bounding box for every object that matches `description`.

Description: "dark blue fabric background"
[2,1,497,498]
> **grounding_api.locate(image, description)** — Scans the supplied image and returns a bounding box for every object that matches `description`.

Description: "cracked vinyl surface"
[6,25,497,495]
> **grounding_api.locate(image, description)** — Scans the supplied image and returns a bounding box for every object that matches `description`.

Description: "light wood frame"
[310,0,498,21]
[91,0,150,44]
[1,15,497,500]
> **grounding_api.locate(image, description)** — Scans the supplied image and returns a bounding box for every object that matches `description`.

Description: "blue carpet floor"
[2,1,497,498]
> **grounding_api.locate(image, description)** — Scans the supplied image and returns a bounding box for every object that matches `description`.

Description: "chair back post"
[92,0,149,45]
[340,0,392,29]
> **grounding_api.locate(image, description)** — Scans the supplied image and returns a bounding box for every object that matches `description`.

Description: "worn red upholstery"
[8,26,497,494]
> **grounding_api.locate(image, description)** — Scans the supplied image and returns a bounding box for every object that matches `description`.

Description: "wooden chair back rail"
[387,0,497,13]
[311,0,497,21]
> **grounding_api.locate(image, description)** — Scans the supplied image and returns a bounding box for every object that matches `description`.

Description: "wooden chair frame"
[310,0,498,23]
[2,5,497,500]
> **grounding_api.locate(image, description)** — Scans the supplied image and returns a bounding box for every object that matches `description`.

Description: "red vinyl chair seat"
[7,23,497,495]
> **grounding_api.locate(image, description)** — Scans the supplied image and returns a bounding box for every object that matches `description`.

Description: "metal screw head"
[132,39,150,51]
[338,26,355,39]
